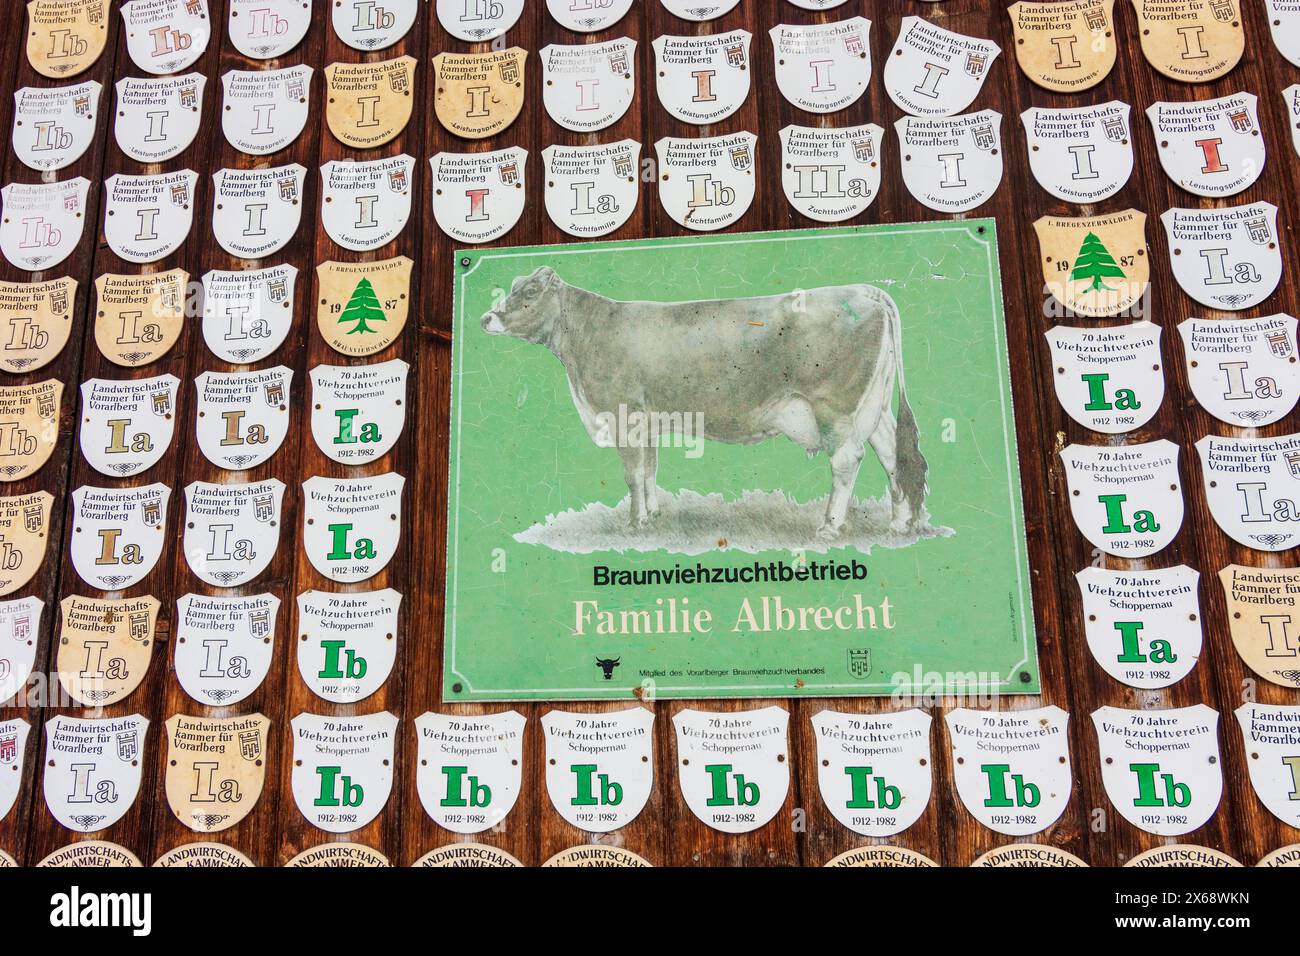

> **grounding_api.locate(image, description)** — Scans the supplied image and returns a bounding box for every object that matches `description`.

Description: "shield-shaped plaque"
[0,380,61,482]
[659,0,740,21]
[547,0,633,31]
[1148,93,1264,197]
[70,483,170,589]
[1059,439,1183,557]
[1268,0,1300,66]
[897,110,1004,213]
[301,473,404,583]
[1131,0,1243,83]
[436,0,522,41]
[1288,86,1300,159]
[542,708,654,833]
[165,713,269,833]
[201,265,296,365]
[0,596,43,703]
[0,277,75,373]
[122,0,211,76]
[811,709,931,837]
[1162,202,1281,312]
[320,155,414,252]
[325,57,416,149]
[316,257,412,357]
[433,49,526,139]
[415,710,525,834]
[27,0,108,79]
[541,39,636,133]
[334,0,418,49]
[653,31,751,125]
[43,714,148,832]
[56,594,158,706]
[673,706,789,834]
[114,75,205,164]
[211,165,305,259]
[1219,565,1300,689]
[1196,434,1300,552]
[947,706,1072,836]
[1178,314,1299,426]
[296,588,401,704]
[778,123,881,223]
[79,374,179,477]
[13,81,101,172]
[221,65,312,156]
[310,359,408,465]
[1077,566,1202,689]
[429,148,527,245]
[1093,704,1222,836]
[0,179,89,271]
[0,493,51,597]
[103,170,196,264]
[1044,322,1163,433]
[0,717,29,823]
[291,711,397,833]
[1008,0,1117,91]
[656,132,756,232]
[1236,703,1300,829]
[542,141,639,239]
[1022,102,1133,204]
[1034,210,1149,317]
[770,18,871,114]
[228,0,310,59]
[94,270,187,368]
[174,592,278,706]
[193,367,291,470]
[182,479,284,587]
[884,16,1000,118]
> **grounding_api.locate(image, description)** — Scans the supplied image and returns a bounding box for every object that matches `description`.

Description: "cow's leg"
[617,444,649,529]
[818,434,866,539]
[642,443,660,518]
[868,412,911,532]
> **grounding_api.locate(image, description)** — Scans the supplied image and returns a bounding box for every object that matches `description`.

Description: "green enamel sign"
[445,223,1038,700]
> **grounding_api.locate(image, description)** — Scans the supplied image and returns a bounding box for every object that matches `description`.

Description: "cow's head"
[595,657,620,680]
[481,266,565,344]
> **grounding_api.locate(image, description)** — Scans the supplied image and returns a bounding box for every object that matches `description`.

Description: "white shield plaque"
[221,65,312,156]
[0,179,89,271]
[1178,315,1299,427]
[291,711,397,833]
[70,483,169,590]
[79,374,179,477]
[302,473,404,583]
[321,155,414,253]
[13,81,101,172]
[653,31,751,125]
[415,710,525,834]
[332,0,418,50]
[193,367,292,470]
[212,165,305,260]
[309,359,408,465]
[437,0,523,41]
[1267,0,1300,66]
[1163,203,1282,312]
[1236,703,1300,829]
[430,148,527,245]
[174,592,277,706]
[0,597,43,704]
[811,709,931,837]
[228,0,310,59]
[1093,704,1222,836]
[122,0,211,76]
[1148,93,1264,198]
[673,706,789,834]
[114,75,204,164]
[656,132,756,232]
[542,141,640,239]
[0,717,29,822]
[1044,322,1164,433]
[541,39,636,133]
[183,479,284,587]
[1196,434,1300,552]
[1077,566,1202,689]
[896,110,1004,213]
[1021,102,1133,204]
[1287,86,1300,159]
[201,265,296,365]
[779,124,881,223]
[1059,440,1183,558]
[770,18,871,114]
[296,588,401,704]
[43,714,148,832]
[104,170,196,264]
[542,708,654,833]
[884,16,1000,118]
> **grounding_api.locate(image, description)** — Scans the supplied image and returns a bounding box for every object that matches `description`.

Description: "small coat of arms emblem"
[847,648,871,679]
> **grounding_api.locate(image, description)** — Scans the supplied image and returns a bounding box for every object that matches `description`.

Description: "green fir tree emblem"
[339,277,386,335]
[1070,232,1126,292]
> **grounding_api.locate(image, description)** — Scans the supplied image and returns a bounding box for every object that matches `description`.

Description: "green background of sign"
[445,223,1037,700]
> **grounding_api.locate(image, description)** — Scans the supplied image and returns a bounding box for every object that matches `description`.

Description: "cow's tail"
[885,292,928,527]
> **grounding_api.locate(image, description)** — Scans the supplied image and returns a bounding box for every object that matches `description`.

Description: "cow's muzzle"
[480,311,506,335]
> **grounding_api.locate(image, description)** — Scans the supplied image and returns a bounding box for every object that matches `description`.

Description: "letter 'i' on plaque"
[115,75,205,164]
[56,594,159,707]
[673,707,789,834]
[655,133,757,232]
[164,714,269,833]
[1076,566,1202,689]
[811,709,932,837]
[433,50,527,139]
[1021,102,1133,204]
[0,179,90,272]
[1059,439,1184,558]
[884,16,1000,118]
[193,368,292,470]
[1130,0,1244,83]
[541,39,636,133]
[296,588,400,703]
[310,359,408,464]
[0,278,77,373]
[542,142,639,239]
[325,57,416,149]
[1008,0,1117,92]
[414,711,524,834]
[334,0,418,50]
[542,708,654,832]
[301,473,405,583]
[79,374,179,477]
[1147,93,1264,198]
[221,65,312,156]
[290,712,397,833]
[228,0,311,60]
[202,265,297,365]
[653,31,752,125]
[779,124,882,223]
[0,381,62,482]
[437,0,523,42]
[1162,203,1281,312]
[1236,703,1300,829]
[1196,434,1300,552]
[770,18,871,114]
[103,170,197,264]
[430,149,527,244]
[12,81,102,172]
[122,0,211,76]
[1044,322,1163,433]
[320,155,415,252]
[0,495,53,597]
[1033,210,1149,317]
[896,111,1004,214]
[1178,314,1300,427]
[1219,565,1300,689]
[183,479,284,587]
[94,270,187,368]
[173,592,278,706]
[212,165,306,259]
[70,484,170,590]
[43,714,148,832]
[27,0,109,79]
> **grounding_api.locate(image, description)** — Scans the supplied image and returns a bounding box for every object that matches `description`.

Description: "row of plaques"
[3,702,1297,841]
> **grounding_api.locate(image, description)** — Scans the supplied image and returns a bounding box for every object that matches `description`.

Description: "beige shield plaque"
[57,594,158,706]
[27,0,108,79]
[0,380,61,482]
[1131,0,1244,83]
[1034,210,1149,317]
[0,491,52,596]
[94,269,187,368]
[1220,565,1300,688]
[0,277,75,373]
[316,257,411,358]
[324,56,416,149]
[433,48,527,139]
[164,713,269,833]
[1009,0,1117,92]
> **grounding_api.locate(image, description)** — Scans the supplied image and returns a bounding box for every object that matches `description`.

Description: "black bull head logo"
[595,657,621,679]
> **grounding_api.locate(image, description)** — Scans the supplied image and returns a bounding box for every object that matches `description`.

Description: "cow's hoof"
[631,514,652,530]
[816,522,844,541]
